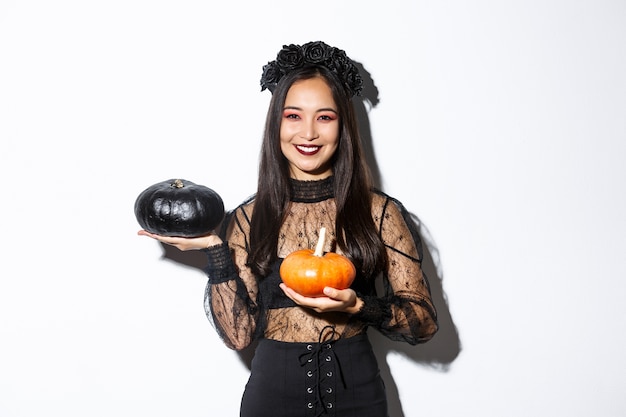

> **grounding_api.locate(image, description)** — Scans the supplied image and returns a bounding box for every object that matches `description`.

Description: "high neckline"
[289,176,334,203]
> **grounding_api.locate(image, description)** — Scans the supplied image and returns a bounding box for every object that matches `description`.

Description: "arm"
[203,204,260,351]
[137,203,261,351]
[354,194,438,345]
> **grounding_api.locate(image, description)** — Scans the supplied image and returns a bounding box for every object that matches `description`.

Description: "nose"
[300,121,319,141]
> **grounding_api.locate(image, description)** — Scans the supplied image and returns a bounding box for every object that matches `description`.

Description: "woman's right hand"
[137,229,223,251]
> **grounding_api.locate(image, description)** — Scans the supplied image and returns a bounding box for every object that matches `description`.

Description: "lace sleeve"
[203,203,260,351]
[354,193,438,345]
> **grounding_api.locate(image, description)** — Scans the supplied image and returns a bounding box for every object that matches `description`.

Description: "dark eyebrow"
[283,106,338,114]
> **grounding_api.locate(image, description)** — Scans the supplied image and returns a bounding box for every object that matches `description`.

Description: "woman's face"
[280,77,340,180]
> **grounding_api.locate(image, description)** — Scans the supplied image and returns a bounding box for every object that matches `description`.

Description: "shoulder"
[370,189,405,220]
[219,194,256,236]
[370,189,423,256]
[235,194,256,215]
[370,189,418,235]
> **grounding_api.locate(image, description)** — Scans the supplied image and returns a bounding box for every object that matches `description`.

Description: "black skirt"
[240,332,388,417]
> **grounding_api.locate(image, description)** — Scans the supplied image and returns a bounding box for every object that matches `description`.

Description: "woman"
[139,41,438,417]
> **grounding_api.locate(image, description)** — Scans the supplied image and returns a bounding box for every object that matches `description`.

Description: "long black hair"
[248,65,387,279]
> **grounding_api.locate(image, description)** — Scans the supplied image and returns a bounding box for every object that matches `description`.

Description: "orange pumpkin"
[279,227,356,297]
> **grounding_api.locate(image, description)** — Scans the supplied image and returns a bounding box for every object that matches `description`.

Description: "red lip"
[295,145,321,155]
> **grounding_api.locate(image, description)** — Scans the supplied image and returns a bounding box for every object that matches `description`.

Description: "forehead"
[285,77,336,106]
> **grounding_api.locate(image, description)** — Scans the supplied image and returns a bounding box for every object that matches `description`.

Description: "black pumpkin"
[134,178,224,237]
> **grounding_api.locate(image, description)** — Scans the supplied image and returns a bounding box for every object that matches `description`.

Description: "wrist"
[348,296,364,315]
[205,234,223,248]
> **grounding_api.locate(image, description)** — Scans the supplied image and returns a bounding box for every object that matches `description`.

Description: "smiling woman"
[138,40,438,417]
[279,77,340,180]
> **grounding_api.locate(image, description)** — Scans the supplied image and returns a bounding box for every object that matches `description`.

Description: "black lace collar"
[289,176,334,203]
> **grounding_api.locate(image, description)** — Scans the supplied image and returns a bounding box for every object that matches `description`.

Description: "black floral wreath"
[260,41,363,97]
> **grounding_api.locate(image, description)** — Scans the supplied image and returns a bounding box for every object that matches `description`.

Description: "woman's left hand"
[279,284,363,314]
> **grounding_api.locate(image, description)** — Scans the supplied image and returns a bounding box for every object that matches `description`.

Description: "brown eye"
[318,114,337,121]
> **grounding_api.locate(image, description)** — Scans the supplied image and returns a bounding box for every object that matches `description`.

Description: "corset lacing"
[298,325,346,416]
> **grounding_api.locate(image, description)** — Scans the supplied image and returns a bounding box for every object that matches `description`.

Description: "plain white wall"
[1,1,625,416]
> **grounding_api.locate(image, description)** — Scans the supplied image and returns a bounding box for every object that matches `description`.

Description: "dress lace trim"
[289,176,334,202]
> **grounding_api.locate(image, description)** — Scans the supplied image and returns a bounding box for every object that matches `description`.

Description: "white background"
[1,1,625,416]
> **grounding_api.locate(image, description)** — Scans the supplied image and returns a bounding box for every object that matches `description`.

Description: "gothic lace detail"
[203,179,439,349]
[289,176,334,202]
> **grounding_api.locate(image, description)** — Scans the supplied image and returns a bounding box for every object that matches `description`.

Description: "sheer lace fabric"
[203,177,438,350]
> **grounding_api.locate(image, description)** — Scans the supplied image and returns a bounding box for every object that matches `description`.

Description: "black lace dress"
[202,176,438,417]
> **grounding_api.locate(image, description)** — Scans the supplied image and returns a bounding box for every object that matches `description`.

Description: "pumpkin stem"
[172,179,184,188]
[314,227,326,257]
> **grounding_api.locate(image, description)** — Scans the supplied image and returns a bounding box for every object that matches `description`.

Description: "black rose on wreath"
[260,41,363,97]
